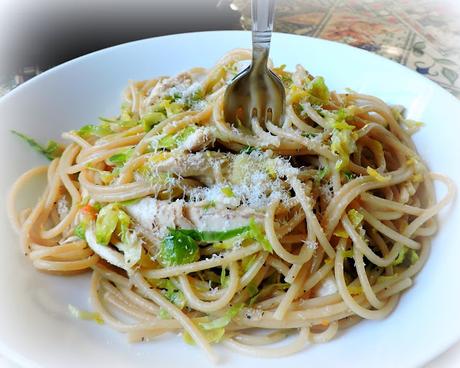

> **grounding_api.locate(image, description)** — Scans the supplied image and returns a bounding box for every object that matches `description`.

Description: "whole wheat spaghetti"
[7,49,455,362]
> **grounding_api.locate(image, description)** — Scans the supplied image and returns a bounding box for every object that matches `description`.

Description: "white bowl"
[0,31,459,368]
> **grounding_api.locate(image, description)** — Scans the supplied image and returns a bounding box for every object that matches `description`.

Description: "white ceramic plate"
[0,31,459,368]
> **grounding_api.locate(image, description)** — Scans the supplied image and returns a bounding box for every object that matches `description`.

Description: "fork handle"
[251,0,276,65]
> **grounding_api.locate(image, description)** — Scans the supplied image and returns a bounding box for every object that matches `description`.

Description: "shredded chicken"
[292,64,308,87]
[152,151,229,187]
[179,127,214,152]
[126,198,193,241]
[312,272,338,297]
[185,206,263,232]
[146,72,193,103]
[126,196,263,237]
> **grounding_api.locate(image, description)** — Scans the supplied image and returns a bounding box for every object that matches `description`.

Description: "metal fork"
[223,0,285,130]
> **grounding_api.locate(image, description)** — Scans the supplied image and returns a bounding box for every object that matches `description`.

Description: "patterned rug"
[234,0,460,97]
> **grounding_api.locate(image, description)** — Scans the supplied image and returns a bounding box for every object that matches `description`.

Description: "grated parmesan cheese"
[243,308,264,321]
[208,286,219,296]
[178,127,215,152]
[188,150,299,210]
[319,180,334,204]
[57,196,70,219]
[168,81,206,110]
[304,240,318,250]
[147,72,193,101]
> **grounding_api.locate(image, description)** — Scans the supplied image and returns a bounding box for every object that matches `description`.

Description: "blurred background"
[0,0,459,97]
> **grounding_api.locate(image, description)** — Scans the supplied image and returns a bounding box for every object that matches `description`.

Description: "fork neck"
[251,47,269,74]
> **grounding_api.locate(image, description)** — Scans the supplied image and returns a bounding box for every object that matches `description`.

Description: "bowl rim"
[0,30,459,368]
[1,30,459,109]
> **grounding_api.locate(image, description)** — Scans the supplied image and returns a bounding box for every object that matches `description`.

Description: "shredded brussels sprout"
[11,130,64,160]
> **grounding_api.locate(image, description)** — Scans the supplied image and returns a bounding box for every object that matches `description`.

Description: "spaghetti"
[7,49,455,362]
